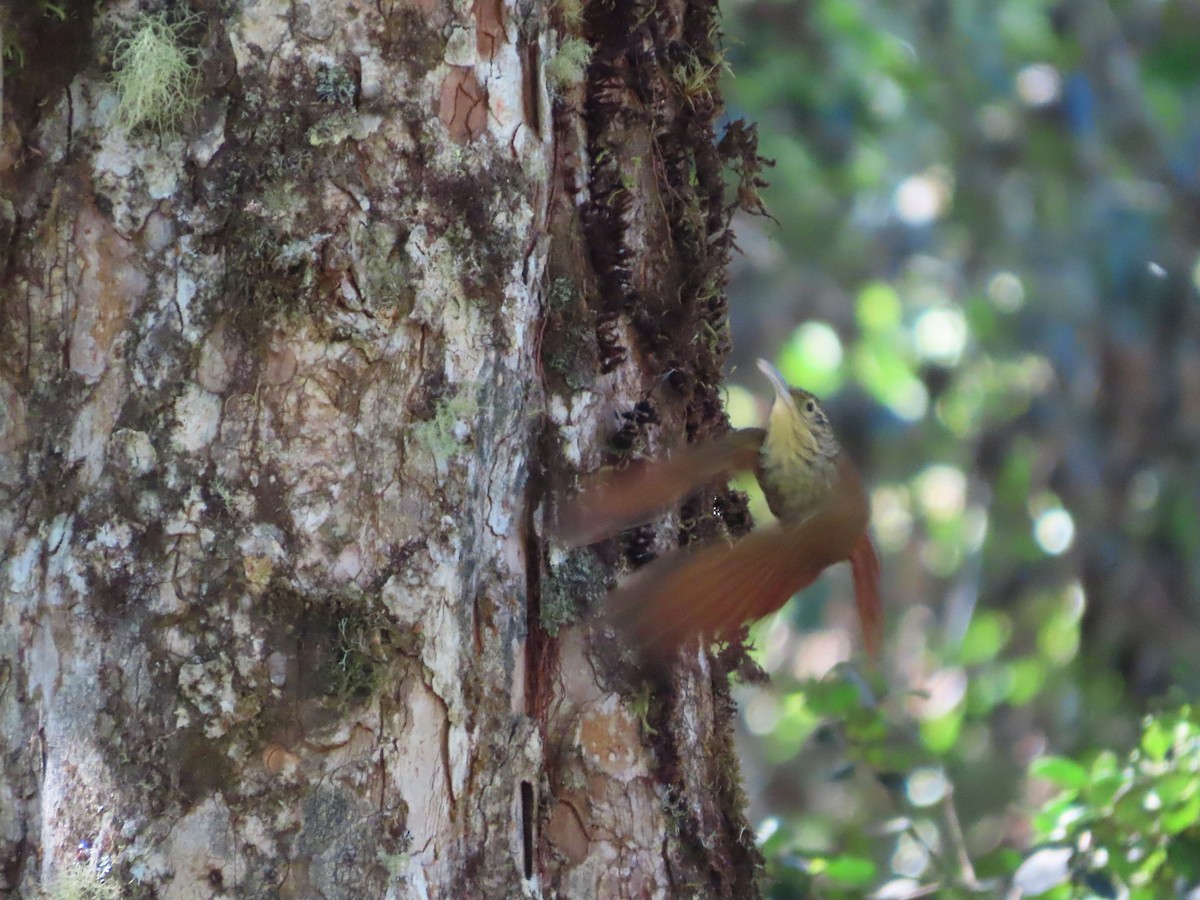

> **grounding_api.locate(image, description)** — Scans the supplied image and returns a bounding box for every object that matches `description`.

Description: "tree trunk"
[0,0,761,897]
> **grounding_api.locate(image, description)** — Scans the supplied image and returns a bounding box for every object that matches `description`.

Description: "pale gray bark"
[0,0,759,897]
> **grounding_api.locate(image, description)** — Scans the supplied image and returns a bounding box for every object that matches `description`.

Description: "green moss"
[545,36,593,95]
[315,63,356,104]
[110,11,201,134]
[554,0,586,29]
[307,109,359,147]
[541,550,605,636]
[412,386,478,461]
[358,223,415,312]
[544,350,592,391]
[327,614,387,702]
[379,6,446,75]
[324,596,417,704]
[541,278,599,389]
[46,863,122,900]
[218,216,311,333]
[671,52,729,110]
[546,277,576,310]
[628,681,658,736]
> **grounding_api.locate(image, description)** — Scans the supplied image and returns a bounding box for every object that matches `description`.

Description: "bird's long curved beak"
[756,358,797,413]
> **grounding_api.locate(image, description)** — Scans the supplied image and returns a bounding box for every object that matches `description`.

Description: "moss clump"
[47,863,122,900]
[328,614,387,703]
[315,63,356,104]
[324,596,417,704]
[555,0,585,29]
[307,109,359,147]
[541,550,605,636]
[546,277,576,310]
[545,36,593,95]
[110,12,200,133]
[412,387,478,461]
[541,278,600,390]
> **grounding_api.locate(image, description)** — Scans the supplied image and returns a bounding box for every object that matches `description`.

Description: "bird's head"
[756,358,838,460]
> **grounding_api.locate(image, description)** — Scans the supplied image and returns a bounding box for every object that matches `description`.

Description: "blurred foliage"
[1017,703,1200,897]
[717,0,1200,895]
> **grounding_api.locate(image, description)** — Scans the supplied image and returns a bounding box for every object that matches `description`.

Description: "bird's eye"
[805,400,816,413]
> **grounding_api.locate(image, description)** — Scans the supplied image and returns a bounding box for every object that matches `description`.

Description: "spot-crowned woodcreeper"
[556,359,882,659]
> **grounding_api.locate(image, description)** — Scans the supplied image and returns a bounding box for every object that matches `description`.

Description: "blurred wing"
[606,482,867,659]
[554,428,766,547]
[849,534,882,658]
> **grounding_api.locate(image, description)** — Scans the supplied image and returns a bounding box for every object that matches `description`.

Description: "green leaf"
[1032,795,1082,837]
[1030,756,1088,790]
[1167,835,1200,881]
[1113,785,1154,830]
[1143,720,1172,762]
[920,710,963,756]
[823,855,877,886]
[960,611,1012,665]
[1008,657,1047,706]
[1085,773,1126,809]
[1156,770,1198,805]
[804,678,862,717]
[1162,795,1200,834]
[1090,750,1119,779]
[1133,846,1167,881]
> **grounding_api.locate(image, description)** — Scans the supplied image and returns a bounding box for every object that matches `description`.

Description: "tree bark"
[0,0,761,897]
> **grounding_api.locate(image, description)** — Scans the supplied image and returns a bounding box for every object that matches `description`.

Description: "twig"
[942,788,978,888]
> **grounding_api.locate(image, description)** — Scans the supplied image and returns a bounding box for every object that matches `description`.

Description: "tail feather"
[849,534,883,658]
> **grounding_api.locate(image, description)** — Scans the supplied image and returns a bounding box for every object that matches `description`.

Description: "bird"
[555,359,882,660]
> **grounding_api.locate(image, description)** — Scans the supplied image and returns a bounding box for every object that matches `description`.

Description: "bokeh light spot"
[779,321,844,395]
[789,630,851,680]
[905,767,949,807]
[915,464,967,522]
[744,692,780,736]
[871,485,913,552]
[987,271,1026,311]
[963,504,989,552]
[978,103,1017,142]
[755,817,780,845]
[1016,63,1061,106]
[1063,581,1086,622]
[723,384,759,430]
[857,282,903,333]
[799,321,843,369]
[914,306,968,365]
[910,667,968,720]
[1034,508,1075,555]
[868,74,906,120]
[894,171,950,225]
[1130,469,1161,512]
[891,378,929,421]
[891,831,931,878]
[920,539,963,577]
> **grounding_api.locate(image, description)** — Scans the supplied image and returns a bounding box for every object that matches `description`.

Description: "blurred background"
[717,0,1200,895]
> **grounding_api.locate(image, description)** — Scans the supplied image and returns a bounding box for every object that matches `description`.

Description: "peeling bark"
[0,0,763,897]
